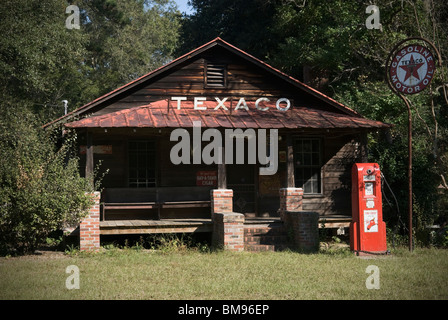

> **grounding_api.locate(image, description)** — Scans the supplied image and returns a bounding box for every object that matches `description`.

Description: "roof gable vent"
[205,63,227,88]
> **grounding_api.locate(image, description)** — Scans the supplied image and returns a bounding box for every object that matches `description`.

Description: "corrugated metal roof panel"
[65,100,391,130]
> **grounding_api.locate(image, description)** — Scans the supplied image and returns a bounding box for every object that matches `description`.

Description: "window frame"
[127,140,157,188]
[293,137,323,195]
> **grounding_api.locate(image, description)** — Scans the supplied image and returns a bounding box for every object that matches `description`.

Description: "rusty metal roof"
[65,100,390,130]
[46,37,366,129]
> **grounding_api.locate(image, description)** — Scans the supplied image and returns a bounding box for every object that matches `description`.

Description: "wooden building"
[47,38,390,251]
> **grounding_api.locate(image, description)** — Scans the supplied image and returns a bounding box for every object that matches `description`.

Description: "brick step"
[243,222,292,251]
[244,224,287,236]
[244,235,289,245]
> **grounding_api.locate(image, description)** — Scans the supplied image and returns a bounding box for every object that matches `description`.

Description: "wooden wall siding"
[78,135,127,188]
[159,136,218,187]
[78,129,364,217]
[301,134,363,216]
[96,139,126,188]
[104,207,211,220]
[92,49,335,117]
[256,132,363,217]
[79,131,219,189]
[93,59,281,115]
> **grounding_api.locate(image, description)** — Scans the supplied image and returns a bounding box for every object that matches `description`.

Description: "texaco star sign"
[389,44,436,95]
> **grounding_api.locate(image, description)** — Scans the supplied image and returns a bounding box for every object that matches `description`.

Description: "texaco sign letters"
[389,44,435,95]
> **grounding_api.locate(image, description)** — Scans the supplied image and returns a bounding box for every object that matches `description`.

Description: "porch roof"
[64,99,390,130]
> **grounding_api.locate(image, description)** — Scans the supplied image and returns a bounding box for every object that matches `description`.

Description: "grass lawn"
[0,246,447,300]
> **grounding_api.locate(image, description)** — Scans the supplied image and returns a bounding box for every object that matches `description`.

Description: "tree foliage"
[78,0,181,107]
[0,0,181,120]
[177,0,278,58]
[0,0,181,254]
[0,105,94,255]
[0,0,87,120]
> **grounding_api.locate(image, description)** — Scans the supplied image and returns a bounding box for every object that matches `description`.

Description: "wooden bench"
[101,188,158,220]
[101,187,212,220]
[157,187,211,210]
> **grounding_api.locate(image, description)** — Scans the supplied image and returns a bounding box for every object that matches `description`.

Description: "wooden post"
[86,131,94,188]
[360,133,368,163]
[286,134,295,188]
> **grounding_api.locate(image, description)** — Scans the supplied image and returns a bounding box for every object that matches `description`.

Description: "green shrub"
[0,107,92,255]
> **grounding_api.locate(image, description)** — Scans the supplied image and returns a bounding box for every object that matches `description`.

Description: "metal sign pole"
[385,37,441,251]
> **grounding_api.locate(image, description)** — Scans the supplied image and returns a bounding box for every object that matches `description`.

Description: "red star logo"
[399,55,425,82]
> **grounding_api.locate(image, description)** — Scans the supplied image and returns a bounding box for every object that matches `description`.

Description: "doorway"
[227,163,257,216]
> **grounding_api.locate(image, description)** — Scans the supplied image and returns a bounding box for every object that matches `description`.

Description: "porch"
[79,190,351,251]
[96,185,351,236]
[73,113,363,252]
[95,215,350,252]
[97,216,351,236]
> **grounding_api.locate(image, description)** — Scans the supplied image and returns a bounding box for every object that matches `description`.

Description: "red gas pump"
[350,163,388,255]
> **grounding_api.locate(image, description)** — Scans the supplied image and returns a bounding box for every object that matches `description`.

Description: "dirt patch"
[0,249,68,262]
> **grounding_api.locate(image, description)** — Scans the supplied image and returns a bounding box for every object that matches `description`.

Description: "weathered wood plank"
[99,218,213,234]
[85,131,94,187]
[286,134,294,188]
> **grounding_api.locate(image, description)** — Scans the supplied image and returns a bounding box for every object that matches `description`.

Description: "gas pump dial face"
[365,182,374,196]
[366,200,375,208]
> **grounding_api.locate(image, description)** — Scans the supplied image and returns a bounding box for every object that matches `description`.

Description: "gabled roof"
[65,99,390,130]
[45,37,370,128]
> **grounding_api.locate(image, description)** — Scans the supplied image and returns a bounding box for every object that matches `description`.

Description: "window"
[205,63,227,88]
[294,138,322,194]
[128,141,156,188]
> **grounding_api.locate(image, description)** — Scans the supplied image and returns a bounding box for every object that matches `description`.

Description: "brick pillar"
[279,188,303,221]
[210,189,233,216]
[287,211,319,253]
[212,212,245,251]
[279,188,318,252]
[210,189,244,251]
[80,192,101,252]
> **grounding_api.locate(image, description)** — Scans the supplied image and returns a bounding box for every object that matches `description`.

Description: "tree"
[0,0,181,254]
[0,0,181,121]
[0,0,92,254]
[327,1,448,241]
[78,0,181,110]
[0,106,93,255]
[177,0,278,58]
[0,0,87,120]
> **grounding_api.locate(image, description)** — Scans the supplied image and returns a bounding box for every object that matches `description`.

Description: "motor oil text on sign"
[170,96,291,111]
